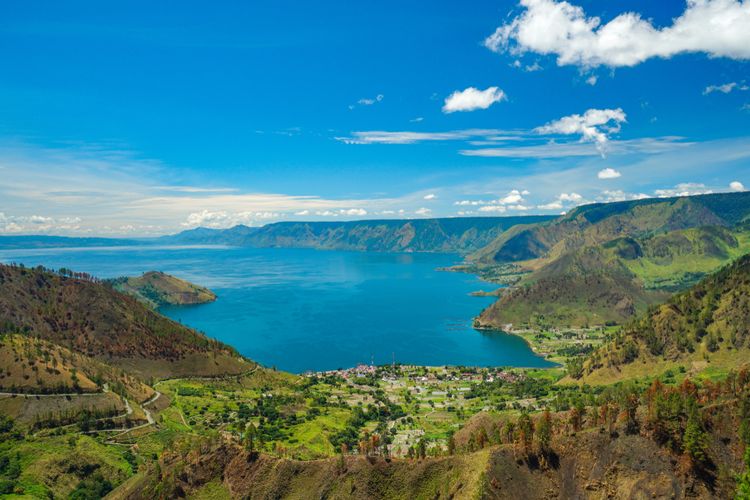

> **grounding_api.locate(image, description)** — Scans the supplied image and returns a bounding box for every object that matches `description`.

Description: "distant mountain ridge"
[161,216,557,253]
[0,215,555,254]
[470,192,750,265]
[473,191,750,329]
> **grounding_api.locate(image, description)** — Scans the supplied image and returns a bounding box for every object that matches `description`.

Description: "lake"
[0,245,553,373]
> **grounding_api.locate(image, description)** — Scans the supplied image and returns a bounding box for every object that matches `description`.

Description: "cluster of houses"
[306,363,524,386]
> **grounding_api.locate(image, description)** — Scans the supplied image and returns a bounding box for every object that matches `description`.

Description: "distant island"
[107,271,217,308]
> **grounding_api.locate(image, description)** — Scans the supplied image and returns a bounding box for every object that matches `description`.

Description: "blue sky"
[0,0,749,235]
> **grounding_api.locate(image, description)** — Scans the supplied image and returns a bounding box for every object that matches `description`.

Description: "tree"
[737,447,750,500]
[517,412,534,456]
[245,423,257,458]
[569,401,584,433]
[536,409,552,456]
[447,432,456,456]
[503,420,516,445]
[682,400,709,466]
[624,393,639,435]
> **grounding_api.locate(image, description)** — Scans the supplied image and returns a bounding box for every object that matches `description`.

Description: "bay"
[0,245,553,373]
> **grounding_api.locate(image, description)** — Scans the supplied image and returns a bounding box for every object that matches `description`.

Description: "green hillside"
[470,192,750,265]
[0,264,248,379]
[472,192,750,329]
[576,253,750,383]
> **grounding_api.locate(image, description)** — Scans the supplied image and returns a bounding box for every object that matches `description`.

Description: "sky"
[0,0,749,236]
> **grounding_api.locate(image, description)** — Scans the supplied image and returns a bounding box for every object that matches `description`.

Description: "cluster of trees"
[452,367,750,491]
[28,405,122,431]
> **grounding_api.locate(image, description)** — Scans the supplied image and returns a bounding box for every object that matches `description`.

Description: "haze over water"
[0,246,552,373]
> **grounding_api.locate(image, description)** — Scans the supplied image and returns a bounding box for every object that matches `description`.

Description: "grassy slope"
[471,192,750,266]
[576,253,750,384]
[110,271,217,308]
[477,225,750,329]
[0,264,249,379]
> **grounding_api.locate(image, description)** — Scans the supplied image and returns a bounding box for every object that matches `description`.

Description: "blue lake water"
[0,245,553,373]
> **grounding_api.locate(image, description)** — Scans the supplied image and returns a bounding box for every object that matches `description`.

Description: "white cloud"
[537,192,584,210]
[183,210,282,228]
[349,94,384,109]
[598,190,650,202]
[0,213,83,234]
[342,208,367,216]
[479,205,507,213]
[336,128,507,145]
[460,136,690,158]
[485,0,750,69]
[703,82,748,94]
[535,108,626,156]
[454,200,487,206]
[423,193,437,200]
[654,182,714,198]
[294,210,310,216]
[559,192,582,202]
[410,117,424,123]
[442,86,507,113]
[597,167,621,179]
[585,75,597,86]
[311,208,368,217]
[525,62,543,72]
[415,207,432,216]
[730,180,746,191]
[499,189,526,204]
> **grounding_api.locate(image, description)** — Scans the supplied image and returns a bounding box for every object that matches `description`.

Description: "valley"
[1,192,750,498]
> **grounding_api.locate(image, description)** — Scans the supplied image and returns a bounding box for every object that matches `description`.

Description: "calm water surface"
[0,246,553,372]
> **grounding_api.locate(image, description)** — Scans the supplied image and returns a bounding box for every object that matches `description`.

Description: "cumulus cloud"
[535,108,626,156]
[703,82,749,94]
[442,86,507,113]
[730,180,746,191]
[415,207,432,216]
[597,167,622,179]
[499,189,527,204]
[423,193,437,200]
[485,0,750,69]
[537,192,584,210]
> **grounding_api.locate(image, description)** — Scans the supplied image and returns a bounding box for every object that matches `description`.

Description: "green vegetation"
[578,253,750,383]
[3,193,750,498]
[0,264,248,379]
[473,192,750,329]
[107,270,217,308]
